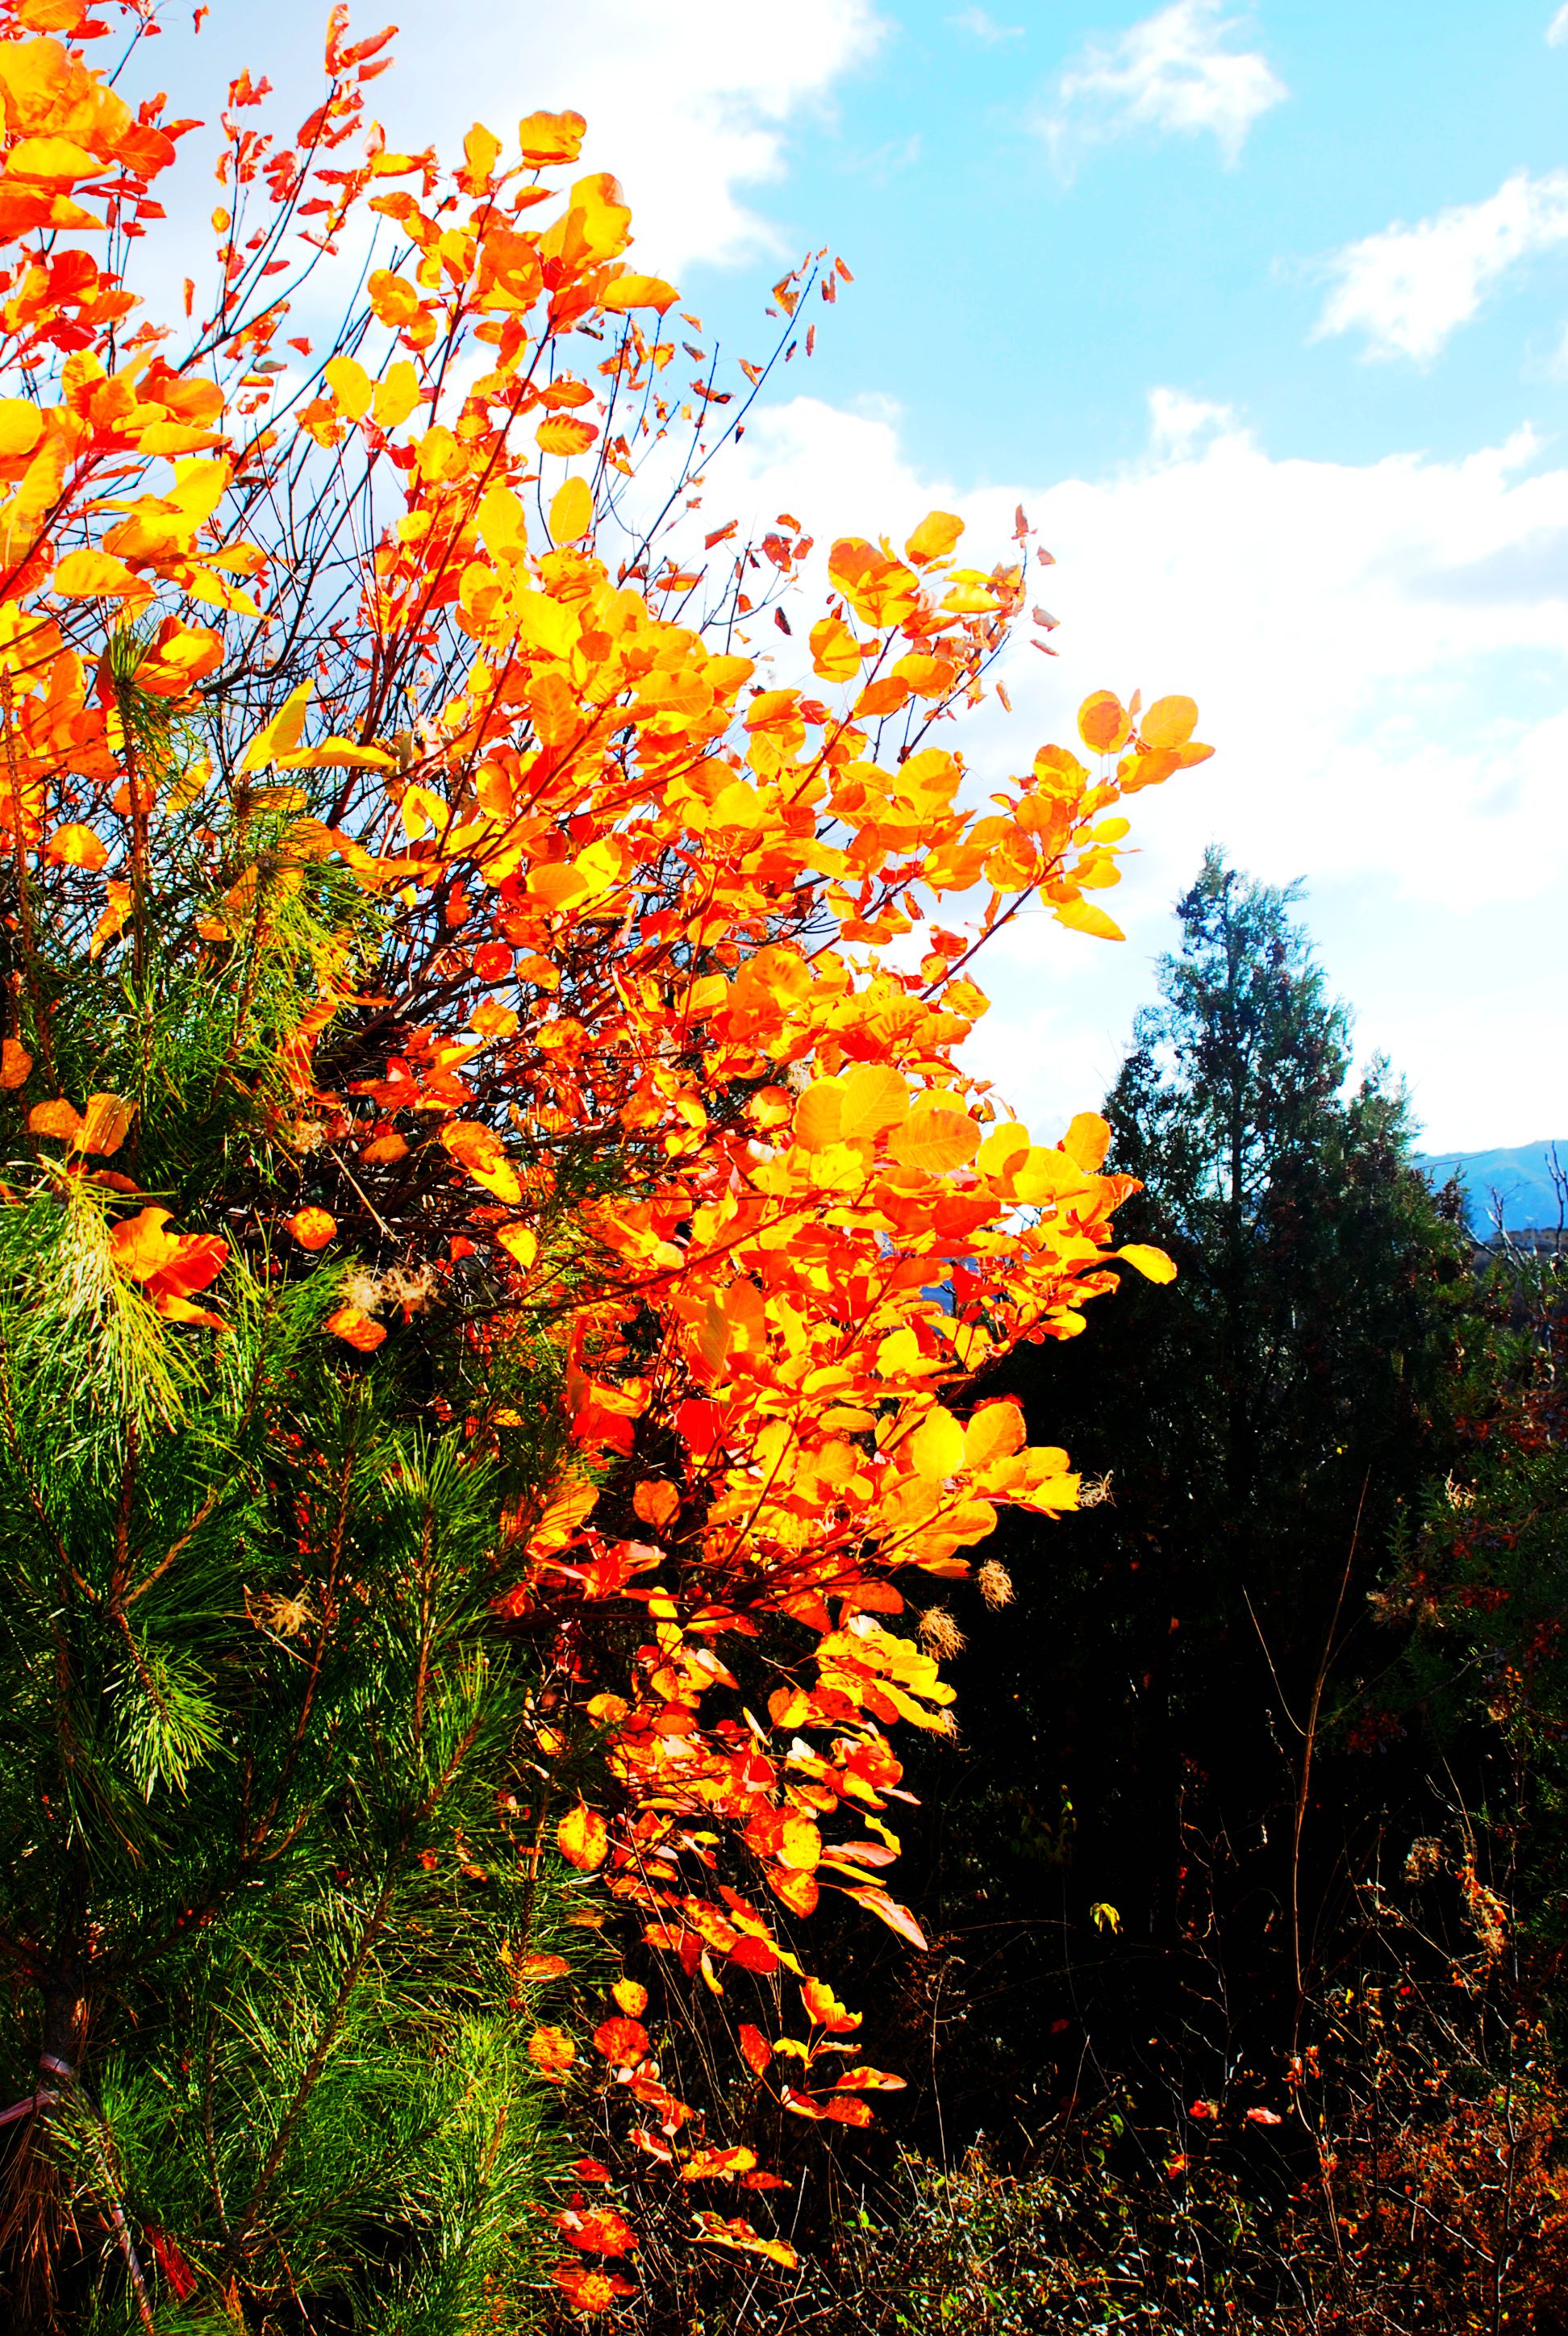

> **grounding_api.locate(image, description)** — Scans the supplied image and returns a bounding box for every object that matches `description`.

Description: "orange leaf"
[808,615,861,682]
[107,1206,178,1279]
[1141,694,1199,750]
[529,2024,577,2075]
[517,107,587,163]
[842,1886,929,1951]
[44,823,107,870]
[887,1102,978,1174]
[558,1802,609,1871]
[536,415,598,457]
[0,1038,31,1091]
[134,619,223,698]
[1078,689,1131,756]
[801,1977,861,2033]
[79,1092,135,1156]
[736,2025,774,2078]
[593,2015,649,2063]
[632,1479,679,1529]
[794,1082,843,1152]
[692,2212,796,2270]
[28,1098,85,1145]
[551,2261,623,2313]
[513,1953,570,1979]
[559,2204,639,2257]
[323,1304,386,1353]
[52,549,146,600]
[287,1207,336,1250]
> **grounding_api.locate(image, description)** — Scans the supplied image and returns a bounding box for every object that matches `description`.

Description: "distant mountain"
[1414,1140,1566,1233]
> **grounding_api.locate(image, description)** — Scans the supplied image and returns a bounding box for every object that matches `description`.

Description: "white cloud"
[158,0,886,277]
[717,390,1568,1149]
[1044,0,1286,170]
[1549,3,1568,45]
[1316,169,1568,362]
[949,8,1024,42]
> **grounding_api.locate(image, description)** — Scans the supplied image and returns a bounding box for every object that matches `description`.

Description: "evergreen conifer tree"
[895,850,1474,2146]
[0,661,578,2333]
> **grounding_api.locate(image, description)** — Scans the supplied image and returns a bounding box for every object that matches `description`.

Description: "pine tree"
[0,670,578,2333]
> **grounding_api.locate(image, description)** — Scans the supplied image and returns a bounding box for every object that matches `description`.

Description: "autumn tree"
[0,4,1206,2326]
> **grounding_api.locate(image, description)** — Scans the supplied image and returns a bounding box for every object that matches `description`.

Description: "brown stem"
[0,667,56,1091]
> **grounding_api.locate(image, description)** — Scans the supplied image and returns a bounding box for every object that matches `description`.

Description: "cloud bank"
[1044,0,1286,171]
[1316,169,1568,362]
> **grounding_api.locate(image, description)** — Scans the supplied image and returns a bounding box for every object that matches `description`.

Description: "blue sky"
[150,2,1568,1150]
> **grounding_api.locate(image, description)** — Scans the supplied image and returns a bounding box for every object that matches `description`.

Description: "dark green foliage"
[0,682,587,2332]
[0,1178,577,2331]
[1382,1248,1568,2006]
[882,851,1478,2150]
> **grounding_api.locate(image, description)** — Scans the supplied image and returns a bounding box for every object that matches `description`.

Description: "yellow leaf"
[601,273,678,314]
[1054,897,1124,941]
[548,475,593,544]
[52,549,144,599]
[964,1400,1025,1471]
[281,736,395,770]
[839,1064,908,1141]
[1062,1111,1111,1172]
[557,1802,609,1870]
[371,361,421,429]
[904,509,964,565]
[909,1408,965,1482]
[977,1122,1029,1179]
[0,398,42,459]
[239,681,313,774]
[794,1083,843,1152]
[494,1222,537,1270]
[323,354,373,422]
[778,1815,821,1871]
[1116,1243,1178,1284]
